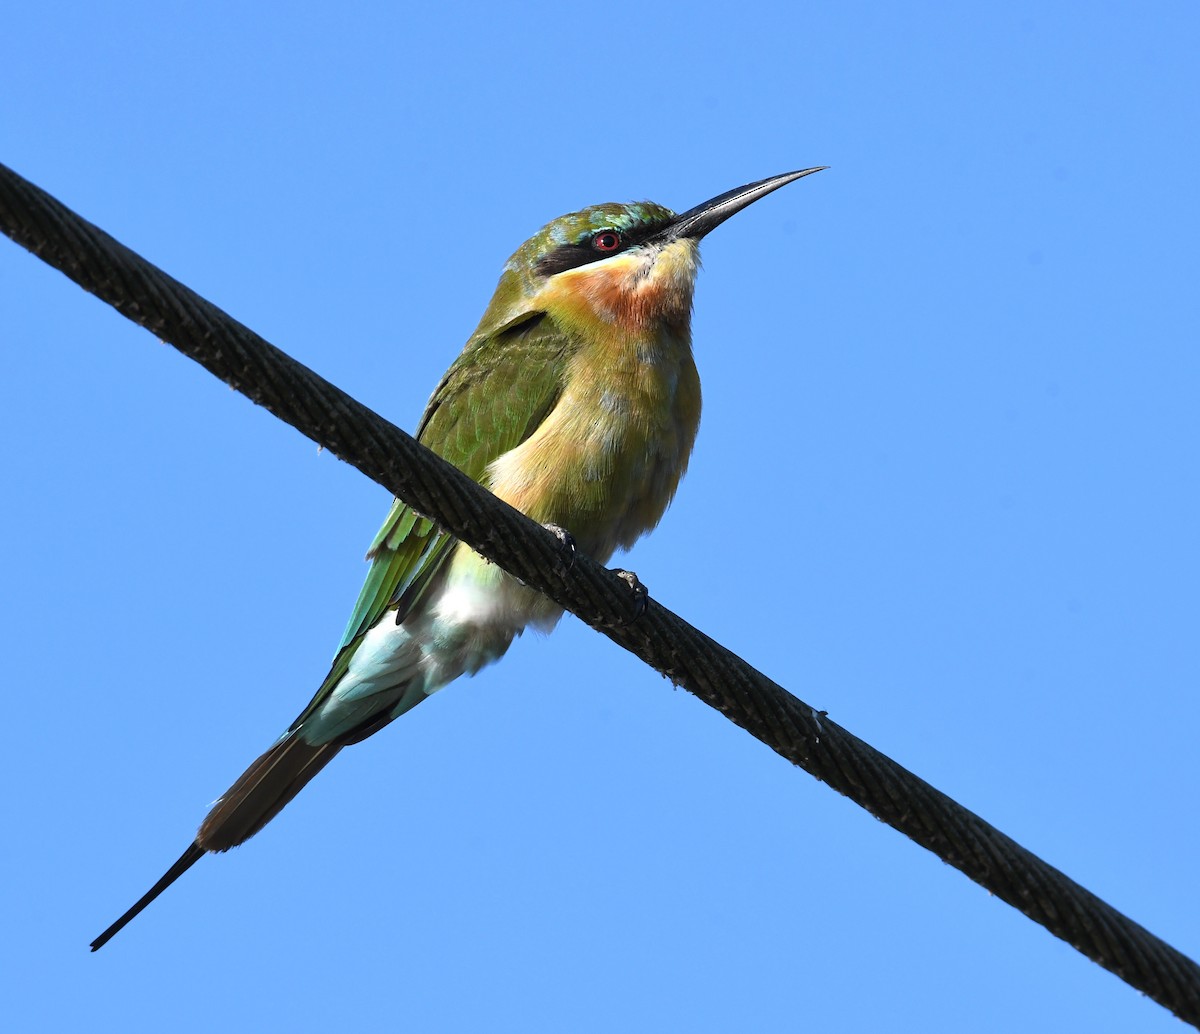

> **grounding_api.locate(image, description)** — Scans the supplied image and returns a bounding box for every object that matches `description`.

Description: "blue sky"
[3,3,1198,1031]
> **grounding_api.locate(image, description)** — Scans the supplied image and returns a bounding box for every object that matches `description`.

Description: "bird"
[90,167,825,950]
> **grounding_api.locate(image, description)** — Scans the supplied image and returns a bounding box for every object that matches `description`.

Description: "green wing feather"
[286,313,572,733]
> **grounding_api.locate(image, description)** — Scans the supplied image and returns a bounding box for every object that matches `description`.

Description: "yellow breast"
[487,235,704,562]
[487,334,700,561]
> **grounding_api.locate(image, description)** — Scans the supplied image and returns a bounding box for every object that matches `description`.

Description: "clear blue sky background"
[3,4,1197,1031]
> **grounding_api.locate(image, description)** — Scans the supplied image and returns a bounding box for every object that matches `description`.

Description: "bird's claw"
[542,523,577,577]
[612,569,648,624]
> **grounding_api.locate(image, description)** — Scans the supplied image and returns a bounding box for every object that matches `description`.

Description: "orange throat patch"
[540,238,700,336]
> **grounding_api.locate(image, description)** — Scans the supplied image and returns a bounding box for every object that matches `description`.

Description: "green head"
[473,168,826,337]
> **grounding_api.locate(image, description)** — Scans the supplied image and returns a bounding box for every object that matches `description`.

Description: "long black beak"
[662,167,827,243]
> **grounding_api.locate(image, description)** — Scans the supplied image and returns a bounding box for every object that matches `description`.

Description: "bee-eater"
[90,168,824,950]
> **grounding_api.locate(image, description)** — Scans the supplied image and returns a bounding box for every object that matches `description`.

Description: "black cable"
[2,160,1197,1027]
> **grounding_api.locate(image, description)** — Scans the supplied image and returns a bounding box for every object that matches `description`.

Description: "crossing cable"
[2,160,1197,1027]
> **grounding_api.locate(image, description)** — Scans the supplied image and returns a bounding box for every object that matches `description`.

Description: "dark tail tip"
[91,737,339,950]
[90,841,206,951]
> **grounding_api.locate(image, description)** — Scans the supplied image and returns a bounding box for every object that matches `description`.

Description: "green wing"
[286,313,572,733]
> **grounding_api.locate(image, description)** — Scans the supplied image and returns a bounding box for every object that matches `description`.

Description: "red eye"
[592,231,621,253]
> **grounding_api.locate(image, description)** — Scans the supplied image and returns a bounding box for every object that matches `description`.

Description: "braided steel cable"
[2,161,1197,1027]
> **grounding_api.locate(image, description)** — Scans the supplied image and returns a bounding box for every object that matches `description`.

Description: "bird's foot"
[612,569,648,624]
[542,523,577,577]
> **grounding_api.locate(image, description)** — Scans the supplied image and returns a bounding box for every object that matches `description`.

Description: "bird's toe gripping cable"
[612,569,648,624]
[542,523,577,578]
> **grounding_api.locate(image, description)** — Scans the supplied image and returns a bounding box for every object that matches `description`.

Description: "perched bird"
[91,168,824,950]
